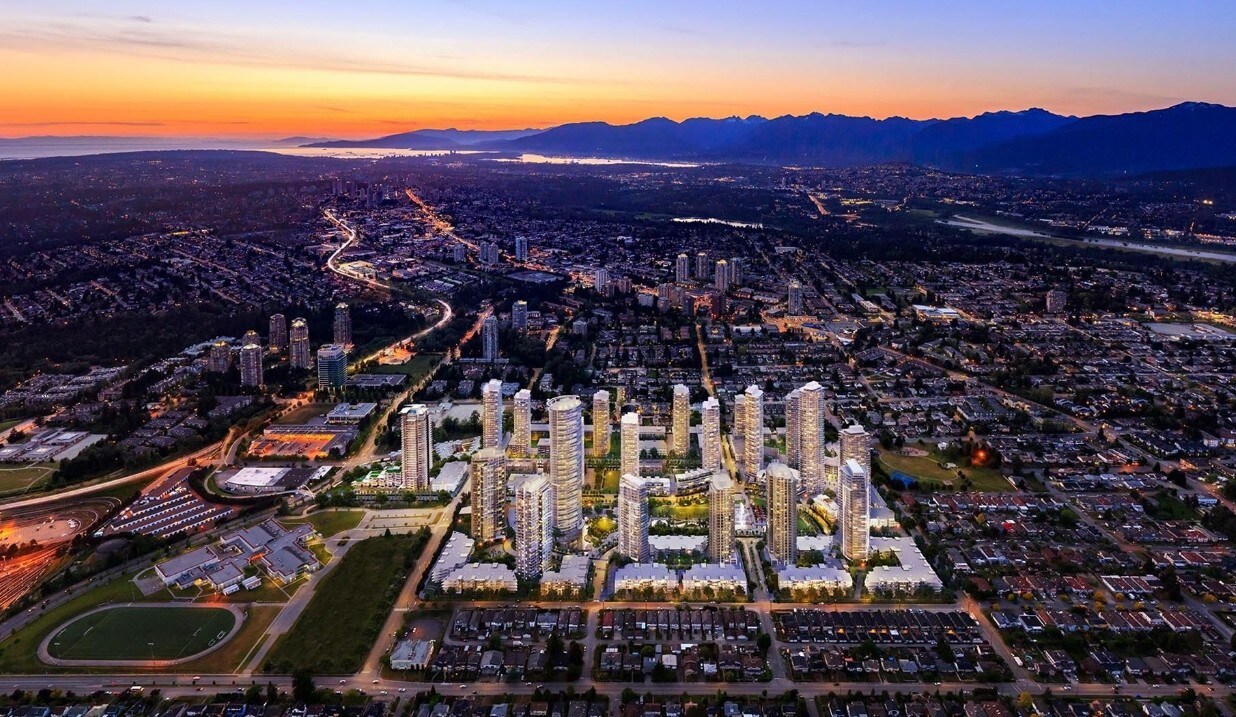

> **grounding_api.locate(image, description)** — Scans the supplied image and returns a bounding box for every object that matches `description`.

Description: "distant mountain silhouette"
[473,103,1236,176]
[306,127,541,149]
[961,102,1236,175]
[908,109,1075,165]
[308,132,459,150]
[477,110,1081,167]
[412,128,542,146]
[244,102,1236,175]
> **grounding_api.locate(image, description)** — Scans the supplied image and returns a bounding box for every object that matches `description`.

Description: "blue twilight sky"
[1,0,1233,137]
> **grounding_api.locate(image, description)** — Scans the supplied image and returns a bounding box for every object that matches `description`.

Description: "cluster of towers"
[228,303,355,390]
[208,304,351,389]
[673,251,743,291]
[396,372,870,583]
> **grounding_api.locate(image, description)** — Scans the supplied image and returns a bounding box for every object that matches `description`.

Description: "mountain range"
[309,102,1236,177]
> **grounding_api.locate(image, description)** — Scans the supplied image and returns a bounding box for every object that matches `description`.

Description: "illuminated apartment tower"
[547,395,584,548]
[797,381,827,494]
[268,313,288,352]
[239,344,264,387]
[289,318,311,369]
[714,259,729,291]
[316,344,347,389]
[620,411,640,479]
[514,235,529,262]
[787,281,804,316]
[675,253,690,283]
[765,462,799,566]
[482,315,499,361]
[512,389,532,455]
[695,252,708,279]
[515,474,555,579]
[701,397,721,471]
[840,459,870,562]
[470,447,506,545]
[333,302,352,348]
[242,329,261,348]
[592,390,611,457]
[839,424,871,489]
[400,404,433,491]
[593,267,608,294]
[741,385,764,479]
[672,384,690,457]
[617,473,651,562]
[784,388,801,469]
[208,340,231,373]
[512,300,529,333]
[708,473,735,563]
[481,378,503,450]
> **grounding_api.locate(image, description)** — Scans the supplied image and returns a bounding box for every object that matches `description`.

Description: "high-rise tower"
[766,462,799,566]
[592,390,610,457]
[482,315,499,362]
[617,473,651,562]
[268,313,288,352]
[333,302,352,348]
[512,389,532,455]
[471,447,506,545]
[547,396,584,548]
[289,318,311,369]
[672,384,690,457]
[239,343,263,387]
[515,474,555,579]
[701,397,721,471]
[741,385,764,479]
[840,459,870,562]
[400,404,433,491]
[708,473,735,564]
[620,412,640,479]
[481,378,503,449]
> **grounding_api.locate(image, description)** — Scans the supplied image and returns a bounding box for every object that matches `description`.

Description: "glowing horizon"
[2,1,1234,140]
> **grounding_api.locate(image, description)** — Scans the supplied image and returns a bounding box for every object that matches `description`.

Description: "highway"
[0,441,223,511]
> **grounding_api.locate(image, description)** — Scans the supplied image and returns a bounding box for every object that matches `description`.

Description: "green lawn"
[878,448,1011,492]
[0,418,27,433]
[176,605,279,674]
[274,402,332,425]
[371,354,442,382]
[287,510,365,538]
[47,606,235,661]
[0,575,162,672]
[262,532,426,674]
[648,498,709,522]
[0,463,56,494]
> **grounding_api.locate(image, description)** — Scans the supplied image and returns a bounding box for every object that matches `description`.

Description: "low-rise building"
[440,563,518,593]
[681,563,747,595]
[613,563,678,593]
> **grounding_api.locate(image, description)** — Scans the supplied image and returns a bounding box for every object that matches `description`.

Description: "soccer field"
[47,606,237,661]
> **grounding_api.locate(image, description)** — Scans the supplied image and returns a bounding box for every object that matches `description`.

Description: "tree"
[1017,692,1034,711]
[266,682,280,704]
[757,633,772,656]
[291,669,316,703]
[935,635,955,663]
[244,684,263,704]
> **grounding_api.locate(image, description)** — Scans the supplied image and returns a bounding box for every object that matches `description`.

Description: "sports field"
[47,606,236,661]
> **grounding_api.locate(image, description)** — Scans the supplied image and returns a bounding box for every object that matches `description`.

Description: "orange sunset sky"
[2,1,1234,139]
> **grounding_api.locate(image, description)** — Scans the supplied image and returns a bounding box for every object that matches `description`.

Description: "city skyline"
[3,1,1235,139]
